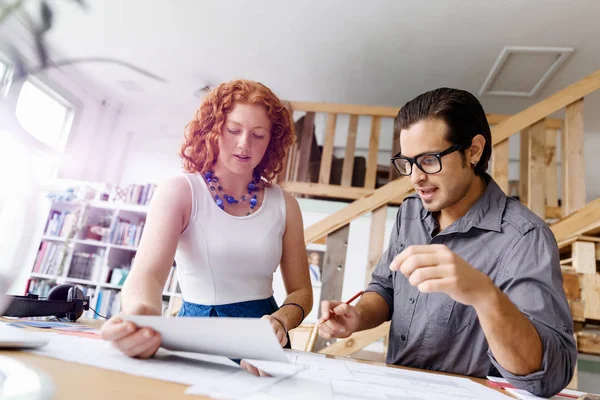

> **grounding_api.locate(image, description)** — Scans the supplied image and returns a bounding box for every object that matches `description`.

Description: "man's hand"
[317,300,361,339]
[390,244,495,306]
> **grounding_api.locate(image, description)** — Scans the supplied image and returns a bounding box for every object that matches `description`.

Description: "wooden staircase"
[280,69,600,366]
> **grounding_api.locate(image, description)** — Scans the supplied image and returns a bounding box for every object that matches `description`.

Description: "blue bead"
[204,171,212,180]
[218,186,222,191]
[210,186,215,191]
[248,183,255,191]
[234,200,239,204]
[254,187,259,192]
[250,205,255,209]
[241,195,247,201]
[212,177,218,182]
[252,194,257,199]
[214,195,219,199]
[250,198,258,206]
[227,196,235,204]
[220,205,224,210]
[216,198,223,206]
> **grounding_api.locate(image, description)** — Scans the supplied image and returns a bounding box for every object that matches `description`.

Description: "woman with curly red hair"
[101,80,313,362]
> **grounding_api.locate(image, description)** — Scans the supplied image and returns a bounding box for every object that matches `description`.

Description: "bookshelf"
[26,184,182,319]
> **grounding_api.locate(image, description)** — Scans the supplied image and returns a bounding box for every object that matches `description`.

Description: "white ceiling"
[27,0,600,128]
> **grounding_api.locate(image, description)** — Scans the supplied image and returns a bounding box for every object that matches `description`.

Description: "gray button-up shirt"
[366,175,576,397]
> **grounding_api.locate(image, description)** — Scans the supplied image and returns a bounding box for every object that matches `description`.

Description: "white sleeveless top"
[174,173,287,305]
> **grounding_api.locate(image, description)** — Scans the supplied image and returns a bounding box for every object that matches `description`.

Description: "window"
[15,78,74,151]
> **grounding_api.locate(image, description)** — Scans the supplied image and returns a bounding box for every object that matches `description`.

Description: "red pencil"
[321,290,365,323]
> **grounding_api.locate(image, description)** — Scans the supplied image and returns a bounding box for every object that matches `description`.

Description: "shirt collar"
[417,173,506,234]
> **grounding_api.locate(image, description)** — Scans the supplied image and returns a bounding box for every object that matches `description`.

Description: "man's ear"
[469,134,486,165]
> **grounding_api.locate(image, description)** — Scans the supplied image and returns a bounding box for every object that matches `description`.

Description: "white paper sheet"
[123,315,290,363]
[27,334,242,387]
[26,330,511,400]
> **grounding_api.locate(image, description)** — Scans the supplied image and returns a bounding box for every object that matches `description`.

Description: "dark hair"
[393,88,491,176]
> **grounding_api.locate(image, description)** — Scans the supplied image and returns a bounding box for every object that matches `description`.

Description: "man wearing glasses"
[319,88,576,398]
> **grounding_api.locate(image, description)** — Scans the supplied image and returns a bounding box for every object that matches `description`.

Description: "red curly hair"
[180,80,295,184]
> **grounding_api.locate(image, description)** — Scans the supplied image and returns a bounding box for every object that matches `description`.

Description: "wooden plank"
[487,114,563,129]
[560,258,573,266]
[546,206,562,220]
[491,69,600,145]
[288,101,400,118]
[304,177,413,244]
[545,129,559,209]
[341,115,359,187]
[557,235,600,251]
[365,116,381,190]
[572,241,596,274]
[550,197,600,242]
[295,112,316,183]
[365,206,387,285]
[312,225,350,352]
[492,139,509,194]
[527,120,546,218]
[564,99,586,215]
[288,101,563,128]
[519,127,530,205]
[583,274,600,320]
[571,300,585,322]
[562,272,581,302]
[577,331,600,355]
[281,182,373,200]
[318,113,337,185]
[318,321,391,356]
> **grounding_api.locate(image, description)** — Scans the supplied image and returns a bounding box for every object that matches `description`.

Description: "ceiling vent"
[479,46,574,97]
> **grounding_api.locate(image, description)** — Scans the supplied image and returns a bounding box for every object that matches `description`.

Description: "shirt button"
[563,324,569,333]
[401,334,406,341]
[409,298,415,304]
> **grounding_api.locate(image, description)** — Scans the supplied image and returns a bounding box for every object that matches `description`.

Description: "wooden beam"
[561,122,567,217]
[564,99,586,215]
[487,114,562,129]
[527,120,546,218]
[341,115,359,187]
[288,101,564,128]
[583,274,600,320]
[545,129,559,209]
[312,225,350,352]
[577,331,600,355]
[492,139,509,194]
[550,197,600,242]
[557,235,600,251]
[281,181,373,200]
[318,113,337,185]
[365,206,387,285]
[519,128,530,205]
[572,241,597,274]
[318,321,391,356]
[562,272,581,302]
[295,112,316,182]
[304,177,413,244]
[491,69,600,145]
[365,116,381,190]
[288,101,399,118]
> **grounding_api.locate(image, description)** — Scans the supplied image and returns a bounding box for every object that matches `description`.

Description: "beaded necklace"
[203,170,261,216]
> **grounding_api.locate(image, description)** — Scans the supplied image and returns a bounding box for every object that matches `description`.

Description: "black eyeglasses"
[390,143,470,176]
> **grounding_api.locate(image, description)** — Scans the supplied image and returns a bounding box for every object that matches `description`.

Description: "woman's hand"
[261,315,288,347]
[100,304,162,359]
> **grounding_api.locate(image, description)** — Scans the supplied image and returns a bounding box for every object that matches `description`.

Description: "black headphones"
[3,284,90,322]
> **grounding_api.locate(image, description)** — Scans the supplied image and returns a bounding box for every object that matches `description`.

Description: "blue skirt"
[177,296,291,349]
